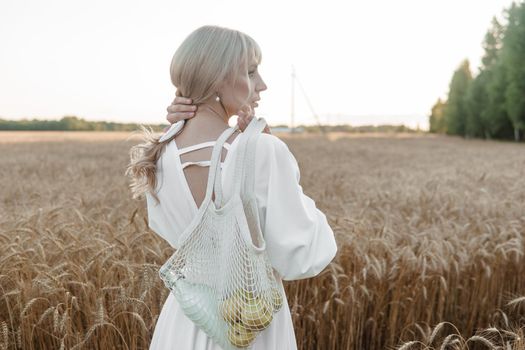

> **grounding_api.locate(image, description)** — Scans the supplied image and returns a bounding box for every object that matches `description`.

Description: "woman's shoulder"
[255,133,290,154]
[252,133,296,173]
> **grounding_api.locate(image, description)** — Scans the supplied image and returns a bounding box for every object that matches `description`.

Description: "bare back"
[173,119,240,209]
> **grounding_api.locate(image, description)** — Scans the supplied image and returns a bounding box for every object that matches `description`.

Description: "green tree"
[484,61,515,139]
[464,73,487,138]
[443,59,473,136]
[481,17,504,69]
[429,98,447,133]
[501,1,525,141]
[475,16,507,139]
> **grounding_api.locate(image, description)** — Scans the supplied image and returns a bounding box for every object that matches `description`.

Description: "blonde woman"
[127,25,337,349]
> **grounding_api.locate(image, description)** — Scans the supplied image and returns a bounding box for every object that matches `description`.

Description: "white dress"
[146,121,338,350]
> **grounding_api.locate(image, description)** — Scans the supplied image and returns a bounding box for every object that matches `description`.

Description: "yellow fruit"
[271,287,283,311]
[240,288,255,301]
[240,297,273,331]
[219,291,243,324]
[228,322,258,348]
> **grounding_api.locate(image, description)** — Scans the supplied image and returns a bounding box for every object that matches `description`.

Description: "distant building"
[271,126,305,133]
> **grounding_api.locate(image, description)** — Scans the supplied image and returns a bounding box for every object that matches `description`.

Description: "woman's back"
[146,119,266,250]
[172,117,241,209]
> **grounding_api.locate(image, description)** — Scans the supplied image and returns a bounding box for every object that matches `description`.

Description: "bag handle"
[231,117,267,198]
[207,117,266,208]
[203,125,239,208]
[239,118,267,198]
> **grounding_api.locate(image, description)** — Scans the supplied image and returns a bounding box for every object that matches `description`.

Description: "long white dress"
[146,121,338,350]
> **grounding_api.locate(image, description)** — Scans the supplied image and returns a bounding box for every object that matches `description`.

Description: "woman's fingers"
[238,117,270,134]
[237,118,246,132]
[172,96,193,105]
[166,96,197,125]
[236,104,263,132]
[166,111,196,124]
[236,108,254,132]
[237,117,249,132]
[166,103,196,114]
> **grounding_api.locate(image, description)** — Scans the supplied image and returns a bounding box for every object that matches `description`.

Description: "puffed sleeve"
[253,134,338,281]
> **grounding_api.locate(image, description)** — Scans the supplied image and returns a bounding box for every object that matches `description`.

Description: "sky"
[0,0,517,130]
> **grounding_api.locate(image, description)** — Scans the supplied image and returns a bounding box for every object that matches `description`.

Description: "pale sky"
[0,0,516,130]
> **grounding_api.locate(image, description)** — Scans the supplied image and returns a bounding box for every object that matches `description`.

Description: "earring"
[215,93,220,102]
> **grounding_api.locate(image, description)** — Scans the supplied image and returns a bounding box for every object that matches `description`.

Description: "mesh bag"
[159,117,284,349]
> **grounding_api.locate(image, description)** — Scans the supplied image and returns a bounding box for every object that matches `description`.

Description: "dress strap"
[177,141,231,155]
[180,160,225,170]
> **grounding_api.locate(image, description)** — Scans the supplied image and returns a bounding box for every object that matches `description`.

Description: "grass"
[0,131,524,349]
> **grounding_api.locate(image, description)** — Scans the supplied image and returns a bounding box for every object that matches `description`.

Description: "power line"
[291,66,327,135]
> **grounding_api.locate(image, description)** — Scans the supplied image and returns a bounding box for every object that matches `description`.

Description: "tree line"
[0,116,166,132]
[429,1,525,141]
[0,116,418,133]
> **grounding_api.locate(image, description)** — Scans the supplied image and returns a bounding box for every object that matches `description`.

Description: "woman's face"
[220,54,267,117]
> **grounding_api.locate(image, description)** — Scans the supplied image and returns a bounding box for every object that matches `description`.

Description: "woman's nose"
[258,79,268,92]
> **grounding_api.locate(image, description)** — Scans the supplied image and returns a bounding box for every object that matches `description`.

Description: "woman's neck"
[196,98,231,124]
[185,112,228,129]
[179,109,234,141]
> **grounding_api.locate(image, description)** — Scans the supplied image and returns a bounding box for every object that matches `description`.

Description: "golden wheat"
[0,131,524,349]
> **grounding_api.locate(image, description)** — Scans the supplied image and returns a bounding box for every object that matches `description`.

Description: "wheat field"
[0,131,524,350]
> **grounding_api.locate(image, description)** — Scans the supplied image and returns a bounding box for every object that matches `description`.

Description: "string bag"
[159,117,284,349]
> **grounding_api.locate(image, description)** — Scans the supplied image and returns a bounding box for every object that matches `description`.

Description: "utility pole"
[291,65,295,134]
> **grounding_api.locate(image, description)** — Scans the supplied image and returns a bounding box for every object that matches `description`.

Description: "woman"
[127,25,337,349]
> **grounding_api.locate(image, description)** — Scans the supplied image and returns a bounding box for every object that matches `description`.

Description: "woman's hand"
[237,104,272,134]
[164,96,197,132]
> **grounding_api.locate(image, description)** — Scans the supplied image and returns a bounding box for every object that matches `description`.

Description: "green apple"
[219,296,241,324]
[228,322,258,348]
[271,287,283,311]
[240,297,273,331]
[219,288,246,324]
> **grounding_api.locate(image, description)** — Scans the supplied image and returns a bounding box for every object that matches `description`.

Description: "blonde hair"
[125,25,262,204]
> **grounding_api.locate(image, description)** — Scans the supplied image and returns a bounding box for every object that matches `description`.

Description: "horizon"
[0,113,427,128]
